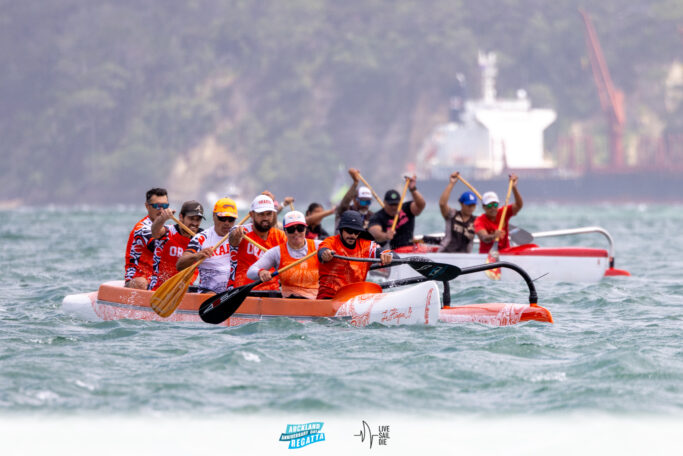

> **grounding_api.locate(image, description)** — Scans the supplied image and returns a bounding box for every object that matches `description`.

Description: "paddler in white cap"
[474,174,524,254]
[229,194,287,292]
[246,211,322,299]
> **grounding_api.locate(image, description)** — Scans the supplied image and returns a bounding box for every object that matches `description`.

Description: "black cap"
[180,200,205,219]
[384,189,401,204]
[338,210,365,232]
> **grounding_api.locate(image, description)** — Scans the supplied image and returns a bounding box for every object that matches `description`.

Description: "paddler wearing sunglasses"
[125,187,169,290]
[176,198,238,293]
[474,174,524,254]
[317,210,395,299]
[229,194,287,292]
[246,211,322,299]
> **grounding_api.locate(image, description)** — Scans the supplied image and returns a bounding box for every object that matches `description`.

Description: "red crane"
[579,8,626,169]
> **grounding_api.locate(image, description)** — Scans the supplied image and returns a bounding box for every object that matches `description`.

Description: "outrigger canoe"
[390,226,630,283]
[62,276,552,327]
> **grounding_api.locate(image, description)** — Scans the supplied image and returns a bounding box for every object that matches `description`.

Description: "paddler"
[334,168,375,237]
[124,188,169,289]
[317,210,394,299]
[148,200,205,290]
[176,198,237,293]
[246,211,322,299]
[437,171,477,253]
[474,174,523,253]
[304,203,334,240]
[367,174,425,249]
[229,194,287,292]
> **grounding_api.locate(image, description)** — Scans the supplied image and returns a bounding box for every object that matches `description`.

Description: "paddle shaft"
[170,214,196,237]
[391,178,410,232]
[494,178,515,243]
[455,175,483,201]
[357,173,385,208]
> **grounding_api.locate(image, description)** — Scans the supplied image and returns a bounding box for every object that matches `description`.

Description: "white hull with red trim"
[383,245,612,283]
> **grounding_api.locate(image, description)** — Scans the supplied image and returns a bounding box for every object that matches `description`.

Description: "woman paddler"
[317,210,394,299]
[246,211,321,299]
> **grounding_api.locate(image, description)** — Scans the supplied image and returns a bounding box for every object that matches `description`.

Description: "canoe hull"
[62,280,552,326]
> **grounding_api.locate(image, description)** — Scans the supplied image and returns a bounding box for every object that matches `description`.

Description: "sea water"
[0,204,681,454]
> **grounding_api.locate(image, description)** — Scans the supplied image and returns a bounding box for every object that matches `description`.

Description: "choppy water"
[1,204,682,420]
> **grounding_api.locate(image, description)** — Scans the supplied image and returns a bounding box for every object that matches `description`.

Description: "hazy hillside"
[1,0,680,204]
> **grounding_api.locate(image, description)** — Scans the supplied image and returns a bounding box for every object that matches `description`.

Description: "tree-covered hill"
[1,0,680,204]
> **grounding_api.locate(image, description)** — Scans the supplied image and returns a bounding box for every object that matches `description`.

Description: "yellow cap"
[213,197,238,217]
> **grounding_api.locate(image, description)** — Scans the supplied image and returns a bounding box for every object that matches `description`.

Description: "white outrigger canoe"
[385,226,630,283]
[62,276,553,328]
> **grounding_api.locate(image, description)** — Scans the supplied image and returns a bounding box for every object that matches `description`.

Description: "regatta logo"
[279,422,325,449]
[354,420,390,448]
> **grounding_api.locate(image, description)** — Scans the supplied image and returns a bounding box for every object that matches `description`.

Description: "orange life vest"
[233,227,287,291]
[317,235,379,299]
[278,239,319,299]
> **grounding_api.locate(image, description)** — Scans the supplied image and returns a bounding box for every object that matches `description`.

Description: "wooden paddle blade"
[150,265,197,317]
[484,250,502,280]
[198,284,254,324]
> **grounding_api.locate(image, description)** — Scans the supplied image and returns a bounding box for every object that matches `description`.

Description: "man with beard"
[176,198,237,293]
[229,194,287,292]
[148,200,205,290]
[317,210,394,299]
[125,187,169,290]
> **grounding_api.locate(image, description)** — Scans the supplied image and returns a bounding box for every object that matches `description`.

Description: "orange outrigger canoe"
[62,274,552,328]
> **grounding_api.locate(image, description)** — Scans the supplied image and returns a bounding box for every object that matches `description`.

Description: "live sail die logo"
[279,422,326,449]
[354,420,390,448]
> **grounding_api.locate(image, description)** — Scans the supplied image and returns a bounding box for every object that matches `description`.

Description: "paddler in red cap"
[176,197,237,293]
[474,174,523,253]
[317,210,394,299]
[229,194,287,291]
[246,211,321,299]
[148,200,205,290]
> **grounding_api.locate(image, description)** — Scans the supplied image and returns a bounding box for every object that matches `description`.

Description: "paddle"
[357,172,385,208]
[199,250,318,324]
[332,254,461,282]
[150,230,231,318]
[391,177,410,232]
[485,177,514,280]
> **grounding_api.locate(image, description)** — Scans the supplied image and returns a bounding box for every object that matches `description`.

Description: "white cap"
[250,195,275,213]
[283,210,307,228]
[357,186,372,199]
[482,191,500,205]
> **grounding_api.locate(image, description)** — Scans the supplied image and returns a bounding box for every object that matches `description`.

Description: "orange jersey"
[317,235,380,299]
[149,225,200,290]
[278,239,319,299]
[125,216,156,282]
[233,226,287,291]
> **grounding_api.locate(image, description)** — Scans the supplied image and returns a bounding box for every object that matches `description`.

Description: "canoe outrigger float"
[61,261,553,327]
[390,226,630,283]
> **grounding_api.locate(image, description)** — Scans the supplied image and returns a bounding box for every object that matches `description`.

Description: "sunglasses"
[484,202,499,209]
[216,215,236,223]
[148,203,170,209]
[342,228,361,236]
[285,225,306,234]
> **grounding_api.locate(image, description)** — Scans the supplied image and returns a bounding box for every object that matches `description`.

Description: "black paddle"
[199,250,318,324]
[332,254,461,282]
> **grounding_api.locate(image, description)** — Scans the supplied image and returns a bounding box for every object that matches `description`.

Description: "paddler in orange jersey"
[246,211,322,299]
[317,210,394,299]
[229,194,287,292]
[474,174,523,253]
[125,187,169,290]
[148,200,205,290]
[176,198,237,293]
